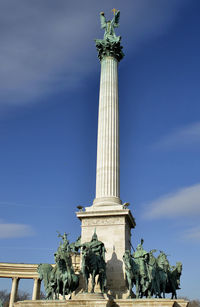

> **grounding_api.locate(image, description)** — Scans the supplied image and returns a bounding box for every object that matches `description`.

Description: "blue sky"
[0,0,200,300]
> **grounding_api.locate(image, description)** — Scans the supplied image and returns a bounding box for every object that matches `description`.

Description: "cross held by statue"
[112,8,118,15]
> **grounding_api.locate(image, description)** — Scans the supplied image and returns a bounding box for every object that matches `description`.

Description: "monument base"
[76,208,135,298]
[14,298,189,307]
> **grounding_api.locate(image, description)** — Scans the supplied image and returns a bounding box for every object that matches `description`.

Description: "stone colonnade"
[0,263,41,307]
[0,256,80,307]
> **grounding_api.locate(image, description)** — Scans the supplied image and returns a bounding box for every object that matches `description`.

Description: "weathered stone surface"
[73,292,106,300]
[76,209,135,298]
[14,298,189,307]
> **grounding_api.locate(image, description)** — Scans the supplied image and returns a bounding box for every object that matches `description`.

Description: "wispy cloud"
[0,201,65,209]
[0,222,34,238]
[0,0,188,109]
[183,226,200,241]
[153,122,200,150]
[143,183,200,219]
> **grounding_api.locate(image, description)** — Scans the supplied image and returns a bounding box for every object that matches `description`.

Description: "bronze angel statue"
[95,10,124,62]
[100,10,121,43]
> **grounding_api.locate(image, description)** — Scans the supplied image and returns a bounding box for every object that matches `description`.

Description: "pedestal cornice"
[76,209,136,229]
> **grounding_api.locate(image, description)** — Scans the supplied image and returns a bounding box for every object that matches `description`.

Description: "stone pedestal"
[76,209,135,298]
[14,298,189,307]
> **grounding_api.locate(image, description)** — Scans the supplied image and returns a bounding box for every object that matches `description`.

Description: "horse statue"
[147,249,161,298]
[156,251,170,298]
[123,241,183,300]
[69,235,81,254]
[38,233,79,300]
[37,263,55,299]
[133,239,151,298]
[123,250,140,298]
[82,231,106,293]
[166,262,182,299]
[53,237,79,299]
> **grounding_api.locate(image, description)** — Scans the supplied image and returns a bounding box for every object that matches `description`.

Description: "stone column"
[77,11,136,298]
[9,277,19,307]
[32,278,41,300]
[93,56,121,209]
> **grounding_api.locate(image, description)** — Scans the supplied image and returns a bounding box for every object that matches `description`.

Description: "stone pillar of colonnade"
[76,11,136,299]
[32,278,41,300]
[9,277,19,307]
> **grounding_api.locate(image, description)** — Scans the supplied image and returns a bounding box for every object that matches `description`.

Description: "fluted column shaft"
[94,56,121,207]
[9,277,19,307]
[32,278,41,300]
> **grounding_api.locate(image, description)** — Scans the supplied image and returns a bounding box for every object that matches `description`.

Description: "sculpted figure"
[82,230,106,293]
[53,251,79,300]
[38,232,79,300]
[57,232,70,253]
[95,10,124,62]
[38,263,55,299]
[69,235,82,254]
[157,251,170,298]
[166,262,182,299]
[147,249,161,298]
[100,10,121,43]
[123,250,140,298]
[133,239,150,297]
[54,232,79,299]
[123,241,183,300]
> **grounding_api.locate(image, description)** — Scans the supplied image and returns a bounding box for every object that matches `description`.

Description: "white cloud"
[0,0,188,108]
[153,122,200,150]
[183,226,200,240]
[143,183,200,219]
[0,222,34,238]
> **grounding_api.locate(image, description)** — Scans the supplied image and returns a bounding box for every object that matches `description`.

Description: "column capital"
[95,39,124,62]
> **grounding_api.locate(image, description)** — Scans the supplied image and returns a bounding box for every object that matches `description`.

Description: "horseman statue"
[133,239,150,297]
[123,240,183,299]
[82,230,107,293]
[38,232,80,300]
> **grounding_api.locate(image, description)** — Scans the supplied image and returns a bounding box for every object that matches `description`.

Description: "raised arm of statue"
[100,12,106,29]
[111,10,120,28]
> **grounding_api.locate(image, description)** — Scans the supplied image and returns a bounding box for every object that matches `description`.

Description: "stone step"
[14,298,189,307]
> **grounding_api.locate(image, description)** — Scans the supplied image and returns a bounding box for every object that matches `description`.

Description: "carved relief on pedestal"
[82,216,124,227]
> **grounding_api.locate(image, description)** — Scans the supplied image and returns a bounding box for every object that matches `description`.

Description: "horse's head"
[176,262,182,274]
[123,251,134,271]
[37,264,43,279]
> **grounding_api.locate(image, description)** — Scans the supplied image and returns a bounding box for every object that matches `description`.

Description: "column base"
[87,197,122,212]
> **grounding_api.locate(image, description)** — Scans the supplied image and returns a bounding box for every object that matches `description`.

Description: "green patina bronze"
[38,233,80,300]
[95,10,124,62]
[123,239,182,299]
[81,229,107,294]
